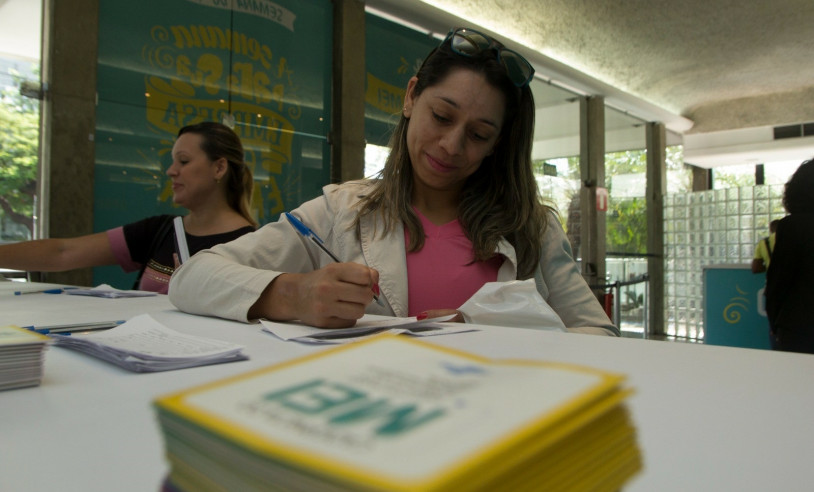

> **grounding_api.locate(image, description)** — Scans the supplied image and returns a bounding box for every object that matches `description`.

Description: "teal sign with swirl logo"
[704,266,771,350]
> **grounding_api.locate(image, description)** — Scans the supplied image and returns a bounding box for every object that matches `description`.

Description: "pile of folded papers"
[53,314,247,373]
[0,325,50,391]
[154,335,642,491]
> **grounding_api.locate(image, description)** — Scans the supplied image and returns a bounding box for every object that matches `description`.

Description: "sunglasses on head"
[443,27,535,88]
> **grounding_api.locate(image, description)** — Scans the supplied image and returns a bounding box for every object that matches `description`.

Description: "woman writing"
[169,28,617,336]
[0,121,256,293]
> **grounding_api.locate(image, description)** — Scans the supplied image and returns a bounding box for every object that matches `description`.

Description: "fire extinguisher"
[603,292,613,319]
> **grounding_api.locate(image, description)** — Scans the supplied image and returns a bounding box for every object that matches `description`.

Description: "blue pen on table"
[22,320,125,335]
[14,287,76,295]
[284,212,382,305]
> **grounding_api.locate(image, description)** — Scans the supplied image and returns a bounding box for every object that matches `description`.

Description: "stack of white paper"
[64,284,158,298]
[260,313,469,344]
[0,325,50,390]
[53,314,247,372]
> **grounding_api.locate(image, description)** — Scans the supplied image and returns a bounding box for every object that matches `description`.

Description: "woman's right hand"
[250,263,379,328]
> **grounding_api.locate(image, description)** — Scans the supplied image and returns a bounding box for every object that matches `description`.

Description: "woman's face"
[404,68,506,196]
[166,132,225,209]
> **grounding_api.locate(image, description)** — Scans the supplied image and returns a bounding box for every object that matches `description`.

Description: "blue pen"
[284,212,382,305]
[22,320,125,334]
[15,288,64,295]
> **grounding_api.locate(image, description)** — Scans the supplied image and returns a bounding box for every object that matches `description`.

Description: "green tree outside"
[533,146,689,257]
[604,146,688,254]
[0,68,39,240]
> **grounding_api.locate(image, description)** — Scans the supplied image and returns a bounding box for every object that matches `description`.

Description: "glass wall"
[529,81,581,251]
[0,0,41,247]
[762,160,803,185]
[93,0,333,288]
[603,108,648,334]
[602,109,694,336]
[663,158,798,341]
[713,160,801,189]
[663,183,786,339]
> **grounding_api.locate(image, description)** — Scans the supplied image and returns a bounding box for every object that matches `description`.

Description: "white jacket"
[169,181,618,336]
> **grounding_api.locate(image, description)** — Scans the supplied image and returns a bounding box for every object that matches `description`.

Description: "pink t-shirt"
[405,209,503,316]
[107,226,171,294]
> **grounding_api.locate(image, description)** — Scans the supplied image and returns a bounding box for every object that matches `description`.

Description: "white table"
[2,287,814,491]
[0,280,71,296]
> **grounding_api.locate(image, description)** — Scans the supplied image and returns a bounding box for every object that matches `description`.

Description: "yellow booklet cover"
[155,335,640,491]
[0,325,51,345]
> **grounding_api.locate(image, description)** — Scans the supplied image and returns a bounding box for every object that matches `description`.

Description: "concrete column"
[691,165,712,191]
[37,0,98,286]
[331,0,366,183]
[646,122,666,337]
[579,96,606,293]
[755,163,765,186]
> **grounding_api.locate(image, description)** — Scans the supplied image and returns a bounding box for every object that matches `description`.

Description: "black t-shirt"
[122,214,255,292]
[765,212,814,352]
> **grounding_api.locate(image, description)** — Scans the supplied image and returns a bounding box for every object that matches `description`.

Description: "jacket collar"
[496,237,519,281]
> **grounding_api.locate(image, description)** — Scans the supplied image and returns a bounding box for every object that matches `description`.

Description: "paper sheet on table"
[65,284,158,298]
[260,314,475,344]
[52,314,247,372]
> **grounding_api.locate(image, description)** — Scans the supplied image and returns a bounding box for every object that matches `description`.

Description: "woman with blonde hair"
[0,121,256,293]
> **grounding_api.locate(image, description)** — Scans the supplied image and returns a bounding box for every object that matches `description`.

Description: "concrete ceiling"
[7,0,810,168]
[366,0,814,168]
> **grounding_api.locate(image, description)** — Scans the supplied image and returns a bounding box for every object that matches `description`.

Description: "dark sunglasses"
[443,27,535,88]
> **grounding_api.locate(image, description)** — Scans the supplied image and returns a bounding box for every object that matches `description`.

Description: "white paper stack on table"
[260,313,470,344]
[52,314,248,372]
[154,335,642,492]
[0,325,50,391]
[64,283,158,298]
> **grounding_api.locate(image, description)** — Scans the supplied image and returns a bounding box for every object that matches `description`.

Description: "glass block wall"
[663,185,786,339]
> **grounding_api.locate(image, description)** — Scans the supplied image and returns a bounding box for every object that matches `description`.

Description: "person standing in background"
[751,219,778,274]
[752,219,779,348]
[766,158,814,353]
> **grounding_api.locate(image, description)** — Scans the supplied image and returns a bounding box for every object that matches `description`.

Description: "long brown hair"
[355,33,552,278]
[178,122,257,227]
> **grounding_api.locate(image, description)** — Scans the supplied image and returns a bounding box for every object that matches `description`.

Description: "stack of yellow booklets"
[154,335,641,491]
[0,325,50,391]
